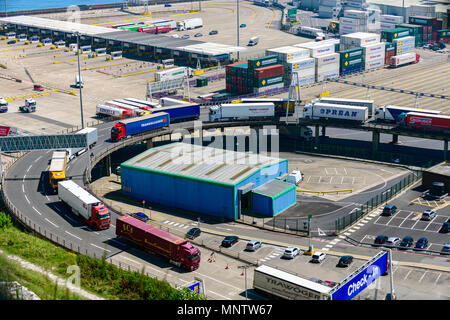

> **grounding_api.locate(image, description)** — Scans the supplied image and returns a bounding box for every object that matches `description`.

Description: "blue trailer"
[150,103,200,123]
[111,112,170,142]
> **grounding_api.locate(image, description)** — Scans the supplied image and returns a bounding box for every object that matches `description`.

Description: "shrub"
[0,212,12,229]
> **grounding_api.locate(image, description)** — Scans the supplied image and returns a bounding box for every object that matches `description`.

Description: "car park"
[414,237,429,250]
[282,246,299,259]
[386,237,401,246]
[221,236,239,247]
[374,235,388,245]
[194,33,202,37]
[209,30,218,35]
[186,227,201,240]
[440,222,450,233]
[382,204,397,216]
[130,212,149,223]
[337,255,353,267]
[441,243,450,255]
[421,210,436,221]
[245,240,261,251]
[311,251,326,263]
[398,236,414,249]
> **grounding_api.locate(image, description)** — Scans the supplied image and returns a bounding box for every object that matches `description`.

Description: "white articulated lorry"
[177,18,203,31]
[58,180,111,230]
[302,103,369,123]
[76,127,98,148]
[209,103,275,122]
[154,67,193,82]
[374,105,442,123]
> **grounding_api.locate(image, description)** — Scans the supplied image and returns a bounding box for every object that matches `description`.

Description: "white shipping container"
[390,52,418,66]
[315,53,340,67]
[302,103,369,122]
[286,74,316,86]
[319,0,338,6]
[380,14,404,24]
[393,36,415,47]
[341,32,381,48]
[340,17,366,26]
[267,46,310,63]
[365,51,385,62]
[318,5,334,12]
[344,9,369,19]
[365,58,384,70]
[253,83,285,93]
[287,66,315,77]
[363,42,385,56]
[295,43,335,57]
[380,22,397,30]
[316,70,339,82]
[316,62,339,75]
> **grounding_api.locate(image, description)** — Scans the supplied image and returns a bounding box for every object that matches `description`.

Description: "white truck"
[0,97,9,113]
[76,127,98,148]
[96,104,132,119]
[75,74,84,88]
[58,180,111,230]
[302,103,369,123]
[248,37,260,46]
[297,26,326,41]
[159,97,190,107]
[311,97,374,116]
[209,103,275,122]
[374,105,442,123]
[177,18,203,31]
[19,99,36,113]
[154,67,194,82]
[287,170,303,185]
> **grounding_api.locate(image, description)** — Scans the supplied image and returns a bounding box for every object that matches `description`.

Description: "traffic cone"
[241,270,244,276]
[225,263,229,270]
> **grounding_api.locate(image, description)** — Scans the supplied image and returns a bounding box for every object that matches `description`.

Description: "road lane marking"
[65,231,82,241]
[34,156,42,163]
[22,184,24,192]
[403,269,412,281]
[45,218,59,228]
[24,195,30,204]
[26,165,32,172]
[90,243,111,252]
[418,271,428,283]
[32,206,42,216]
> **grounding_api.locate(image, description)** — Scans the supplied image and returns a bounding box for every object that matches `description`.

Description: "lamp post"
[76,31,84,129]
[237,0,240,60]
[238,265,249,300]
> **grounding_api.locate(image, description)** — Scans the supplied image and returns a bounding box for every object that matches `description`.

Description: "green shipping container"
[409,16,434,26]
[248,55,279,70]
[255,75,284,88]
[340,57,364,69]
[437,29,450,38]
[382,28,411,42]
[340,47,364,59]
[384,42,395,51]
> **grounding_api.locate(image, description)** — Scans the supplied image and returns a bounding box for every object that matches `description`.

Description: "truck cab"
[75,74,84,88]
[0,97,8,113]
[19,99,36,113]
[90,202,111,230]
[209,105,221,122]
[111,123,126,142]
[180,242,201,271]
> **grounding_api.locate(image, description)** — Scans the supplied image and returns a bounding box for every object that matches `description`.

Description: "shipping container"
[382,28,411,42]
[389,52,420,67]
[209,103,275,121]
[340,32,381,49]
[284,57,315,71]
[375,105,442,123]
[255,75,284,88]
[265,46,310,63]
[248,55,279,70]
[111,112,170,141]
[294,42,335,57]
[409,16,435,26]
[315,53,340,67]
[399,112,450,131]
[302,103,369,122]
[254,64,284,79]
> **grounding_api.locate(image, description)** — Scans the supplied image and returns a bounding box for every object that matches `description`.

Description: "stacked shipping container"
[395,24,424,47]
[294,42,338,83]
[409,16,437,45]
[339,47,364,75]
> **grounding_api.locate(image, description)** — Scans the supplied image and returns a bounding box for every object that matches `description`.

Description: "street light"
[238,265,249,300]
[236,0,240,60]
[75,31,85,129]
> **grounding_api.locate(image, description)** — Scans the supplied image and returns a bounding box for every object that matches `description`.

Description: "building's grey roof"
[425,162,450,177]
[253,179,294,198]
[122,142,286,186]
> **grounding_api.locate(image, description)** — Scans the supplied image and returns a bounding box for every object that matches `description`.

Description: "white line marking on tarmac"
[45,218,59,228]
[208,290,232,300]
[24,195,30,204]
[26,165,32,172]
[65,231,82,241]
[90,243,111,252]
[123,256,140,265]
[22,184,24,192]
[418,271,428,283]
[32,206,42,216]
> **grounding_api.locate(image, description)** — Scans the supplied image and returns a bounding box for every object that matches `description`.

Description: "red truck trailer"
[389,52,420,67]
[116,216,201,271]
[399,112,450,130]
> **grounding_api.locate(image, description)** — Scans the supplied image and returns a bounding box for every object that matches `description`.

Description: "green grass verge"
[0,212,204,300]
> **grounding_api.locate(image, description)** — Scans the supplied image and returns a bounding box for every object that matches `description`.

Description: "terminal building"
[120,142,297,220]
[0,15,245,66]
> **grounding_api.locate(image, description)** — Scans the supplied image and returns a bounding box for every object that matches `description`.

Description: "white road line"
[24,195,30,204]
[403,269,413,281]
[32,206,42,216]
[172,223,179,227]
[65,231,82,241]
[22,184,25,192]
[26,165,32,172]
[163,220,170,224]
[90,243,111,252]
[193,270,243,292]
[34,156,42,163]
[44,218,59,228]
[167,221,175,225]
[434,273,442,286]
[208,290,232,300]
[321,248,330,251]
[325,244,333,248]
[418,271,428,283]
[110,224,115,228]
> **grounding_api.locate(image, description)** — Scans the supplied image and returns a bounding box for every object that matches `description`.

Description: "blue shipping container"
[124,113,170,136]
[151,104,200,122]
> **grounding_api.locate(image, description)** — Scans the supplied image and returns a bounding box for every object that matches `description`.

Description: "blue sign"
[331,251,388,300]
[187,282,200,294]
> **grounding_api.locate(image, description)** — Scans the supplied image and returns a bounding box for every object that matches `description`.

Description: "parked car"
[194,32,203,37]
[129,212,149,223]
[164,3,172,7]
[209,30,218,35]
[374,235,388,245]
[245,240,262,252]
[421,210,436,221]
[323,280,338,288]
[7,40,16,44]
[399,236,414,249]
[337,255,353,267]
[414,237,429,250]
[186,227,201,240]
[441,243,450,255]
[181,34,190,39]
[171,34,180,38]
[311,251,326,263]
[386,237,401,246]
[308,277,323,284]
[240,23,247,28]
[440,222,450,233]
[33,84,44,91]
[221,235,239,247]
[382,204,397,216]
[282,246,299,259]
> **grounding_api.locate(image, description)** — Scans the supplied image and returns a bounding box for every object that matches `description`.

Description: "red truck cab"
[111,123,126,142]
[34,84,44,91]
[89,203,111,230]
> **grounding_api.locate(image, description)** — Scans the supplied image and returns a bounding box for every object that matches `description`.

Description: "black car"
[209,30,218,35]
[382,204,397,216]
[399,236,414,249]
[186,227,201,239]
[7,40,16,44]
[337,255,353,267]
[440,222,450,233]
[374,235,388,245]
[414,237,429,250]
[221,236,239,247]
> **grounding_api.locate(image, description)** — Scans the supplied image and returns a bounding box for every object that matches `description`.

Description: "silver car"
[283,246,299,259]
[421,210,436,221]
[246,240,261,251]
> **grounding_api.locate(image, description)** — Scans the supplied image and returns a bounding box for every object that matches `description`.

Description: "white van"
[75,74,84,88]
[287,170,303,185]
[248,36,259,46]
